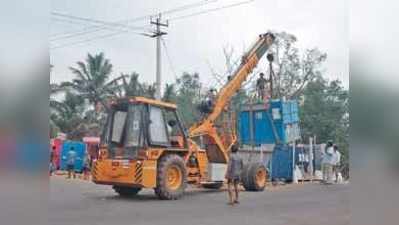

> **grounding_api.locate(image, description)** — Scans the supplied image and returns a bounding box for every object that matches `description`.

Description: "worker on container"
[225,143,244,205]
[256,72,269,101]
[332,145,342,183]
[321,141,335,184]
[207,88,217,108]
[66,147,77,179]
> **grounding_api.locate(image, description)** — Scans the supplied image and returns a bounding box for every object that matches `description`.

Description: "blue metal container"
[239,111,251,144]
[268,144,304,181]
[269,144,293,181]
[60,141,86,172]
[238,99,300,145]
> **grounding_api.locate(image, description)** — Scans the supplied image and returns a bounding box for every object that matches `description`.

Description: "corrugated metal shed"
[238,99,300,145]
[60,141,86,172]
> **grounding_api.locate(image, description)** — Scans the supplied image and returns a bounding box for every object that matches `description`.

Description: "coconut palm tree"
[162,83,177,103]
[50,83,67,113]
[62,52,124,113]
[50,91,86,137]
[117,72,143,97]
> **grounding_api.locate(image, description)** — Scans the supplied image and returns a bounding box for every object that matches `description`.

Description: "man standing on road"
[66,147,77,179]
[321,141,334,184]
[333,145,341,183]
[82,152,91,180]
[225,144,244,205]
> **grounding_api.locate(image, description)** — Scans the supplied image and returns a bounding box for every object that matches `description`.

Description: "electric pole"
[267,53,274,99]
[150,14,168,100]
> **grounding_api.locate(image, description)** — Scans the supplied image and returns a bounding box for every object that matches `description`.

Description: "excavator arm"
[188,32,275,163]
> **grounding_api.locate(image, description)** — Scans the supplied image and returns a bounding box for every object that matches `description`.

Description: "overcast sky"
[50,0,348,89]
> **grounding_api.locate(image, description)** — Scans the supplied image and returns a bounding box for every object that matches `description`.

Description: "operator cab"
[101,97,187,159]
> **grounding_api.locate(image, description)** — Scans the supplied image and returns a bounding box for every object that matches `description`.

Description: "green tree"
[162,84,177,103]
[299,76,349,177]
[268,32,327,99]
[50,91,87,140]
[117,72,142,97]
[62,52,124,113]
[175,72,202,126]
[141,83,157,99]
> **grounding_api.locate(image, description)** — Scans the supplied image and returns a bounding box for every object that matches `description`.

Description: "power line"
[50,0,222,50]
[50,0,218,39]
[51,12,146,31]
[161,37,178,78]
[158,0,218,15]
[50,14,150,39]
[51,19,149,42]
[50,29,144,50]
[169,0,254,21]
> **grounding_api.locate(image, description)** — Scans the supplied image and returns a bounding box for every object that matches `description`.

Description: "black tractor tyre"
[241,162,267,192]
[202,182,224,189]
[113,186,141,197]
[154,154,187,200]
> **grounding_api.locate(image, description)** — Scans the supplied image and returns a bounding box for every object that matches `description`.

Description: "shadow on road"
[88,188,225,202]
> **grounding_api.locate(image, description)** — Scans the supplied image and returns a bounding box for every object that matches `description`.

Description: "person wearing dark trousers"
[225,144,243,206]
[66,148,76,179]
[333,145,341,183]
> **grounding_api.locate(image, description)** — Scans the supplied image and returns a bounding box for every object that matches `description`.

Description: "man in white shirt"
[333,145,341,183]
[322,141,335,184]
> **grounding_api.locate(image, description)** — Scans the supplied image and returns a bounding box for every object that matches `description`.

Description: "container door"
[239,111,250,144]
[282,102,292,124]
[74,143,85,172]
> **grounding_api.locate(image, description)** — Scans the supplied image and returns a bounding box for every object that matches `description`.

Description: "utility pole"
[267,53,274,99]
[150,14,168,100]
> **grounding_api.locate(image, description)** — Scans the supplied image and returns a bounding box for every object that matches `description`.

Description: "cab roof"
[111,96,177,109]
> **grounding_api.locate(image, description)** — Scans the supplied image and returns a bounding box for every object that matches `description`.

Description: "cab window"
[149,106,169,146]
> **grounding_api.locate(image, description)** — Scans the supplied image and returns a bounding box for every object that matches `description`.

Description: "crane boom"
[188,32,275,163]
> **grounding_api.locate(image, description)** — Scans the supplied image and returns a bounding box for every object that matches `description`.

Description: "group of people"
[49,146,92,180]
[321,140,342,184]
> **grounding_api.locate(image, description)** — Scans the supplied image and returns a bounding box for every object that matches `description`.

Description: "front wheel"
[154,154,187,200]
[241,162,268,191]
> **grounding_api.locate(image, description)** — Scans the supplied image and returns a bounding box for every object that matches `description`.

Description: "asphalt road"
[50,176,349,225]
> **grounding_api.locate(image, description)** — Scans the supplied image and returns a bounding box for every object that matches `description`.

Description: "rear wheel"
[242,162,267,191]
[113,186,141,197]
[202,182,224,189]
[154,154,187,200]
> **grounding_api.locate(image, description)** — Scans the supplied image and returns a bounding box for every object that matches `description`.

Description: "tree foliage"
[268,32,327,99]
[62,53,124,113]
[299,76,349,177]
[174,72,202,126]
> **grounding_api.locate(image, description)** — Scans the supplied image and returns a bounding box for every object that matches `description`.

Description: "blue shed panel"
[239,111,250,144]
[291,113,299,123]
[253,110,275,144]
[60,141,86,172]
[238,99,300,145]
[268,144,304,181]
[269,144,294,181]
[283,113,292,124]
[291,101,299,113]
[282,102,291,115]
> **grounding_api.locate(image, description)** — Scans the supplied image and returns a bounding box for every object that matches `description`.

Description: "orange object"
[92,33,275,200]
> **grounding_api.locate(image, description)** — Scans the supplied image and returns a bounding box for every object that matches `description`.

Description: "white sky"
[50,0,348,89]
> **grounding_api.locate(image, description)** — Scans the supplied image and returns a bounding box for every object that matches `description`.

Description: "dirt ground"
[50,176,349,225]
